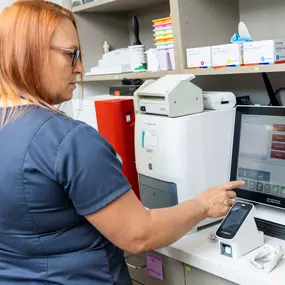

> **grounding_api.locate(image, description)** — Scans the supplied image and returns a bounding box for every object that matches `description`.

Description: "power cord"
[121,78,144,86]
[262,73,281,106]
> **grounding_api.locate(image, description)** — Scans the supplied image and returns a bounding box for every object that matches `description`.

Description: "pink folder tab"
[146,252,164,280]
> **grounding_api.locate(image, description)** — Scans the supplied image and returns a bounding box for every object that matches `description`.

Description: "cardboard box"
[211,43,243,68]
[186,46,212,69]
[243,40,285,65]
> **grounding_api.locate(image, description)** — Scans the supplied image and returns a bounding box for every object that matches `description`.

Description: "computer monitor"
[231,106,285,210]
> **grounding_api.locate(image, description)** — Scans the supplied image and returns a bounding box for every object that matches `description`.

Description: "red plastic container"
[95,99,140,199]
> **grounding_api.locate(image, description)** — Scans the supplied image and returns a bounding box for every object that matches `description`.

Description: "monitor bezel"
[231,106,285,210]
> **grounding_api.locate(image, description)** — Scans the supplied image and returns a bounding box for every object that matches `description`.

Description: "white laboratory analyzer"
[203,91,236,110]
[134,74,236,231]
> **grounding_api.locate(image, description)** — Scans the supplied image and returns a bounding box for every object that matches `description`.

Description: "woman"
[0,1,244,284]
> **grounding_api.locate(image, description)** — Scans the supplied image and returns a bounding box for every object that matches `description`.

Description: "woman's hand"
[194,181,245,218]
[86,181,245,254]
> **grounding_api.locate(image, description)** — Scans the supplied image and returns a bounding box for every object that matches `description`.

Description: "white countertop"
[156,225,285,285]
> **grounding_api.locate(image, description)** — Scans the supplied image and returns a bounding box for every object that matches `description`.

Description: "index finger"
[222,181,245,191]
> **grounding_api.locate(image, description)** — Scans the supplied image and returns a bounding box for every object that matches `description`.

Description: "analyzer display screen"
[236,114,285,199]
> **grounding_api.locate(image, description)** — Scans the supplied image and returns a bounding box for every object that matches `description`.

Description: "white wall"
[50,0,61,4]
[0,0,13,12]
[239,0,285,41]
[0,0,61,12]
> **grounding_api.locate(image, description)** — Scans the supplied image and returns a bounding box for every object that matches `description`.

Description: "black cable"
[261,72,281,106]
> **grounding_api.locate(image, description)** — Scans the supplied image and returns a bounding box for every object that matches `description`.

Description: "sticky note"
[146,252,164,280]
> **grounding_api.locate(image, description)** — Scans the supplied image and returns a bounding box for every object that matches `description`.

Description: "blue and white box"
[243,40,285,65]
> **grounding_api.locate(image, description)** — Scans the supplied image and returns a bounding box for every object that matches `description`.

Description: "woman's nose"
[73,58,83,74]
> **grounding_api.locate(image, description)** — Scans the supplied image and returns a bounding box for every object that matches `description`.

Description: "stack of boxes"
[153,17,173,49]
[186,40,285,70]
[152,17,175,70]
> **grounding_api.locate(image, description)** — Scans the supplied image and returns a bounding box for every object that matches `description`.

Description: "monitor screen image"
[231,106,285,209]
[237,114,285,198]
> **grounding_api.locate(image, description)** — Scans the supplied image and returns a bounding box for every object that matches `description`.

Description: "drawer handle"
[126,262,146,270]
[125,256,146,270]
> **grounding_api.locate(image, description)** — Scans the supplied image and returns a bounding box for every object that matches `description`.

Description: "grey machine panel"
[139,174,178,209]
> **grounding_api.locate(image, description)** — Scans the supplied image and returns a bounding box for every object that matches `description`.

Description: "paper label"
[146,252,164,280]
[143,130,157,150]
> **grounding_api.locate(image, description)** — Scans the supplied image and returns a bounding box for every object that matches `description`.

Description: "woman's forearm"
[137,199,206,252]
[134,181,241,253]
[86,181,242,255]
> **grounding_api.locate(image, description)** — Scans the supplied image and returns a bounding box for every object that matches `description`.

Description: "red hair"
[0,0,79,126]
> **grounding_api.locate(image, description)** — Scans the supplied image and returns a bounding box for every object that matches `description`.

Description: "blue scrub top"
[0,106,133,285]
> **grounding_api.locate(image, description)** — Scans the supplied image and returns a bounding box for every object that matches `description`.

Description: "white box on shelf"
[275,40,285,63]
[186,46,212,69]
[86,48,132,75]
[87,64,131,76]
[243,40,285,66]
[101,48,130,66]
[211,43,243,68]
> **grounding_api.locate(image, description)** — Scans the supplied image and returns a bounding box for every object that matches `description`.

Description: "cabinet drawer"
[184,264,237,285]
[126,252,147,284]
[126,252,185,285]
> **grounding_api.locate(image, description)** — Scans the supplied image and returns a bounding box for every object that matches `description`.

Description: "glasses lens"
[72,50,80,67]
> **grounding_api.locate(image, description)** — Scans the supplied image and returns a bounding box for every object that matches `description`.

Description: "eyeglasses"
[50,45,81,67]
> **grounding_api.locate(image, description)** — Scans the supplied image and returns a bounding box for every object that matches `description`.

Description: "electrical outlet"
[236,95,252,105]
